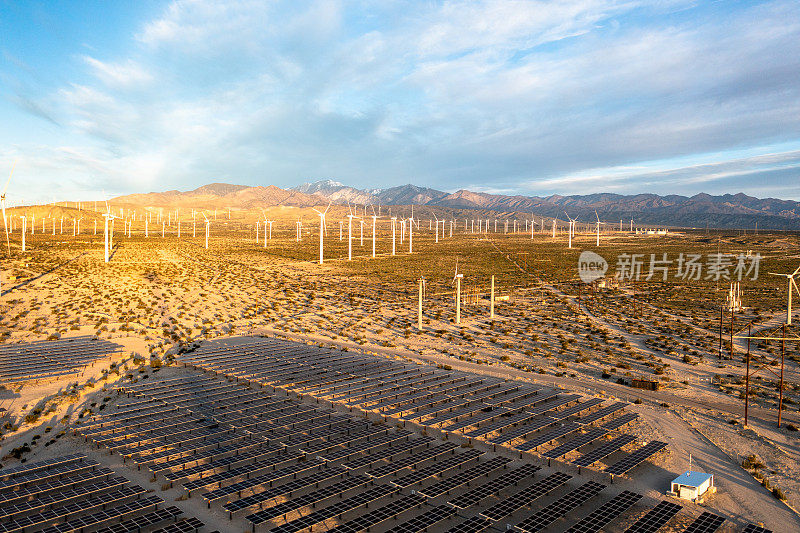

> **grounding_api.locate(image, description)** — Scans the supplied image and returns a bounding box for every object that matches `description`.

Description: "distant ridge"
[112,180,800,230]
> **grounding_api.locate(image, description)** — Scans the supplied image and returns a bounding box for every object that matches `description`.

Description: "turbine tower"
[312,202,331,265]
[770,265,800,325]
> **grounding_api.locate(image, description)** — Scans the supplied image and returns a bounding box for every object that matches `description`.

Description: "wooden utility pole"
[490,275,495,319]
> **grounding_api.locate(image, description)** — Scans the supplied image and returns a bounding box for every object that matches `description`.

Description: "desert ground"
[0,203,797,532]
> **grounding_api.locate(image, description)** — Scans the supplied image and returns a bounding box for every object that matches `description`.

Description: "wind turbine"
[312,202,331,265]
[346,203,360,261]
[391,216,397,256]
[261,210,273,245]
[408,206,414,254]
[103,200,116,263]
[453,258,463,325]
[594,210,605,247]
[202,213,210,249]
[770,265,800,325]
[564,212,576,248]
[369,206,379,258]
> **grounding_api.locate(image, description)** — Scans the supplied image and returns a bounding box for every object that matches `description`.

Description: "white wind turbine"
[202,212,210,249]
[594,210,605,247]
[369,206,380,258]
[453,257,463,325]
[407,206,414,254]
[103,201,117,263]
[770,265,800,325]
[346,203,360,261]
[312,202,331,265]
[261,210,274,246]
[564,212,576,248]
[390,216,397,256]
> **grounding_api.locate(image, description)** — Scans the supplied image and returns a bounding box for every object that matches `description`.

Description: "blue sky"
[1,0,799,203]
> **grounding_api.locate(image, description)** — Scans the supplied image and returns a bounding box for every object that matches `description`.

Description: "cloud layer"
[2,0,799,201]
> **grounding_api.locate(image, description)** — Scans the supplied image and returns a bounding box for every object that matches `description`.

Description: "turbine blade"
[2,161,15,196]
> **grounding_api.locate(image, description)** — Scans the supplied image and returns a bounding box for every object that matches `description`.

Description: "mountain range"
[112,181,800,230]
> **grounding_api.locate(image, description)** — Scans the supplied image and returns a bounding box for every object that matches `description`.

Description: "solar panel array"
[514,481,606,533]
[683,511,726,533]
[0,336,121,384]
[605,441,668,476]
[564,490,642,533]
[0,455,204,533]
[625,500,682,533]
[57,337,694,533]
[175,337,644,470]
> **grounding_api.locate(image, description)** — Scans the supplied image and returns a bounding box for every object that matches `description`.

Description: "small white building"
[670,471,714,502]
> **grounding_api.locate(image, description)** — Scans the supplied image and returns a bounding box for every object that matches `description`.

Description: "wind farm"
[1,1,799,532]
[0,176,798,532]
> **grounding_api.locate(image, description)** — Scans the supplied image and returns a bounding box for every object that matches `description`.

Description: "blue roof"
[672,471,713,487]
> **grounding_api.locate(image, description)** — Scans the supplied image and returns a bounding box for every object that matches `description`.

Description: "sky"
[1,0,799,203]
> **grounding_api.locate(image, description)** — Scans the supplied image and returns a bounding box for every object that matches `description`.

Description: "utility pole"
[418,277,424,331]
[455,274,463,325]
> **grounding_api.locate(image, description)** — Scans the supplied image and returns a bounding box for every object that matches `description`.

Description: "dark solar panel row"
[601,412,639,431]
[514,481,606,533]
[385,505,456,533]
[222,467,347,514]
[341,437,435,470]
[200,460,324,502]
[605,441,668,476]
[576,402,627,425]
[0,467,115,506]
[392,449,483,488]
[244,475,370,525]
[543,428,609,459]
[489,416,555,445]
[573,434,636,467]
[448,464,540,509]
[446,516,490,533]
[417,457,510,499]
[564,490,642,533]
[92,506,185,533]
[480,472,572,521]
[549,398,605,420]
[624,500,682,533]
[683,512,726,533]
[0,453,87,479]
[325,494,425,533]
[516,422,581,452]
[367,443,458,478]
[267,484,397,533]
[150,516,205,533]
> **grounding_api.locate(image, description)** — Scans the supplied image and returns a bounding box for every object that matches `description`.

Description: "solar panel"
[267,485,398,533]
[342,437,435,470]
[201,460,325,503]
[742,525,772,533]
[489,416,555,445]
[392,449,483,488]
[572,434,636,467]
[92,506,184,533]
[325,494,425,533]
[367,443,458,478]
[465,412,538,438]
[36,495,163,533]
[417,457,510,499]
[151,517,205,533]
[385,505,456,533]
[514,481,606,533]
[448,464,540,509]
[605,441,668,476]
[245,476,371,525]
[479,472,572,521]
[564,490,642,533]
[543,428,608,458]
[576,402,627,425]
[0,476,129,521]
[601,412,639,431]
[549,398,605,420]
[183,453,307,494]
[516,422,581,451]
[0,468,115,506]
[624,501,682,533]
[0,453,87,479]
[445,516,490,533]
[222,467,347,515]
[683,512,725,533]
[445,408,509,432]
